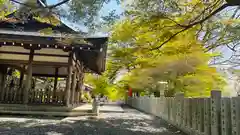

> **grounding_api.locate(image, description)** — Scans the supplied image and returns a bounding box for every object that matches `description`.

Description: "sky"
[47,0,123,35]
[47,0,122,15]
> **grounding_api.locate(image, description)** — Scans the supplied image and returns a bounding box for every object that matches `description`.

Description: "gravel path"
[0,106,186,135]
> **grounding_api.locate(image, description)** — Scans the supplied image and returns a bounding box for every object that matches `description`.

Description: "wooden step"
[0,104,91,112]
[0,110,97,117]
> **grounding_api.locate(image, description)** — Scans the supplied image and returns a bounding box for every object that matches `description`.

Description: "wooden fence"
[29,88,65,105]
[0,86,65,105]
[127,90,238,135]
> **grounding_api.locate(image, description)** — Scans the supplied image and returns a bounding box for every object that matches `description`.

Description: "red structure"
[128,86,132,97]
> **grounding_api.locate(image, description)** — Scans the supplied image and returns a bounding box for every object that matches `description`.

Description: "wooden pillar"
[75,63,84,104]
[23,49,34,104]
[19,71,24,88]
[0,71,2,102]
[18,71,24,102]
[77,61,84,103]
[0,67,4,100]
[65,53,73,106]
[76,79,80,104]
[79,72,84,102]
[71,70,77,105]
[0,66,7,101]
[53,67,59,102]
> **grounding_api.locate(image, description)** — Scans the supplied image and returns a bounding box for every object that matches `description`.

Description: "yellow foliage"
[84,73,125,101]
[110,16,226,97]
[107,0,230,98]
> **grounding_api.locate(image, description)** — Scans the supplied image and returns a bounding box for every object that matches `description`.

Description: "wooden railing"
[0,86,66,105]
[0,76,82,106]
[29,88,65,105]
[0,86,23,104]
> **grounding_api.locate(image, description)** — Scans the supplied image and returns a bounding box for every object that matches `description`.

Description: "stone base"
[0,103,97,117]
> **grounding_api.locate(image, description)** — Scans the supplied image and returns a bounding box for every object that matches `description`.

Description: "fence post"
[211,90,221,135]
[196,98,200,132]
[169,97,173,122]
[175,93,184,127]
[180,96,184,128]
[183,98,189,133]
[231,97,240,135]
[192,98,198,132]
[221,97,231,135]
[188,98,193,130]
[159,96,164,117]
[170,97,175,123]
[167,97,171,121]
[197,98,204,134]
[163,97,168,119]
[204,98,211,135]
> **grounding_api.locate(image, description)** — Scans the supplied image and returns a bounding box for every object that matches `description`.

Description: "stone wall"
[127,90,237,135]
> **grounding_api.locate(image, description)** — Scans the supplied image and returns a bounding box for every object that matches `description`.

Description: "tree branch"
[196,23,203,36]
[48,0,70,9]
[162,16,186,27]
[9,0,70,9]
[151,3,230,51]
[182,4,229,28]
[204,6,240,52]
[227,44,237,51]
[150,27,189,50]
[188,0,221,24]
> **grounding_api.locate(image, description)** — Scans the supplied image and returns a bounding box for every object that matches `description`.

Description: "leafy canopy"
[108,0,228,97]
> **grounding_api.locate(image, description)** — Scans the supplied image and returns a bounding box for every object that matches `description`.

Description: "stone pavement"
[72,103,124,113]
[0,105,186,135]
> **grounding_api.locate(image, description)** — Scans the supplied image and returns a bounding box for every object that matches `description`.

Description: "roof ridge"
[4,9,78,34]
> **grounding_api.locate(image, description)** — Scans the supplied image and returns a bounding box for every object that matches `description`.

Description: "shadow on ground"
[0,107,185,135]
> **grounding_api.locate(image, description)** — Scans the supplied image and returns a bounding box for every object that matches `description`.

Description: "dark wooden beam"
[0,51,69,58]
[0,39,94,51]
[53,67,59,102]
[32,73,67,78]
[18,70,24,102]
[76,79,80,104]
[19,70,24,88]
[0,66,7,101]
[0,60,69,67]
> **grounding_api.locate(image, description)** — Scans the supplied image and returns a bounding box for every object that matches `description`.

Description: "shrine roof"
[0,12,108,74]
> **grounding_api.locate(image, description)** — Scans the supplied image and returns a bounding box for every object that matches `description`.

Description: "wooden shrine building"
[0,8,108,110]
